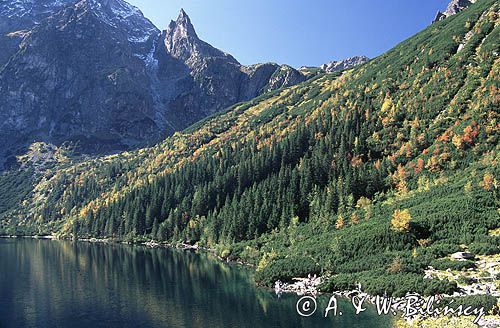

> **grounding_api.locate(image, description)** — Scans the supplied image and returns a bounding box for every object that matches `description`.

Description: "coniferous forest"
[1,0,499,299]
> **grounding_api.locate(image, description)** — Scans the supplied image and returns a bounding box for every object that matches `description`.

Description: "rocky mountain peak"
[163,9,201,61]
[76,0,155,27]
[444,0,474,16]
[166,8,198,40]
[0,0,75,20]
[320,55,369,73]
[162,9,237,66]
[433,0,476,23]
[177,8,190,23]
[70,0,158,53]
[0,0,78,68]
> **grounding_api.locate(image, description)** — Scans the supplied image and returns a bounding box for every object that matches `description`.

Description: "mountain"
[298,56,369,78]
[0,0,78,67]
[162,9,238,68]
[433,0,477,23]
[0,1,317,169]
[0,0,160,168]
[152,9,307,128]
[1,0,497,300]
[319,56,369,73]
[0,0,156,61]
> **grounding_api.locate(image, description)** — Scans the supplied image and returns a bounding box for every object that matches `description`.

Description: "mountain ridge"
[0,1,369,169]
[433,0,477,23]
[320,55,370,73]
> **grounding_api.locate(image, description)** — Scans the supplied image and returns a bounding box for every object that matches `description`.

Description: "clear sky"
[127,0,451,68]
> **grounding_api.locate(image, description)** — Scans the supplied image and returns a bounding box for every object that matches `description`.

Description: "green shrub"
[254,255,321,286]
[430,259,476,271]
[436,295,498,313]
[469,242,500,255]
[456,276,476,285]
[321,271,457,297]
[319,273,358,292]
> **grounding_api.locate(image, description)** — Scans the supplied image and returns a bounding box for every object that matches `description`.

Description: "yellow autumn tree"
[381,96,394,114]
[482,172,495,191]
[335,214,344,229]
[257,251,277,272]
[351,212,360,225]
[393,164,409,195]
[464,180,473,193]
[391,209,412,232]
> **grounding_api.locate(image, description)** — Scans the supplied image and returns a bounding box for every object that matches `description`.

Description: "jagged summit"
[166,8,198,40]
[320,56,369,73]
[178,8,189,21]
[162,8,238,66]
[432,0,476,23]
[444,0,475,16]
[46,0,159,56]
[0,0,75,20]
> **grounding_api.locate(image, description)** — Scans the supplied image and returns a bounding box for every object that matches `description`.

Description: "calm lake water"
[0,239,392,327]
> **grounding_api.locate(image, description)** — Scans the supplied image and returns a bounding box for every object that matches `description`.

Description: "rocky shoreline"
[275,274,498,327]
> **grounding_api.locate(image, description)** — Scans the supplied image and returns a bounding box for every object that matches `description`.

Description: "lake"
[0,239,393,327]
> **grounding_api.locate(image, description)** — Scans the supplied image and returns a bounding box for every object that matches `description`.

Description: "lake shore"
[2,234,498,327]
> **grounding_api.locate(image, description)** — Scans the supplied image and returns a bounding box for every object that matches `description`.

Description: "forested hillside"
[1,0,498,296]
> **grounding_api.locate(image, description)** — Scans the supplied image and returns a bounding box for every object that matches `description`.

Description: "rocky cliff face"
[320,56,369,73]
[433,0,476,23]
[0,0,160,166]
[0,0,357,169]
[0,0,77,66]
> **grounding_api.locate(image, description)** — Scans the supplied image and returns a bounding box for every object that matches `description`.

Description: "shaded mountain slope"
[0,0,79,67]
[0,0,160,166]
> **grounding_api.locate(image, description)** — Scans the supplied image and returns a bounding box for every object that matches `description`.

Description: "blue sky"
[127,0,451,68]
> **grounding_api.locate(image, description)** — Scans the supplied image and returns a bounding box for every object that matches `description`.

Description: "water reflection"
[0,239,392,327]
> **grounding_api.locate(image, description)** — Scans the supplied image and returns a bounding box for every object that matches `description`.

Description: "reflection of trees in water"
[3,240,390,327]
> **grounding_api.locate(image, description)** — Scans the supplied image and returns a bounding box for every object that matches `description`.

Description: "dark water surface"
[0,239,392,327]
